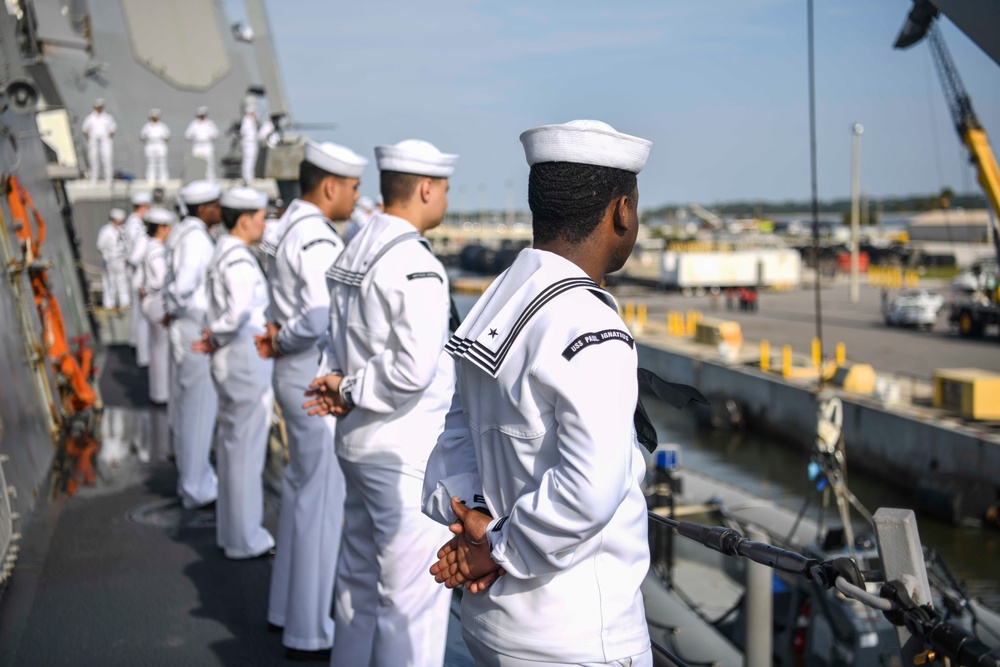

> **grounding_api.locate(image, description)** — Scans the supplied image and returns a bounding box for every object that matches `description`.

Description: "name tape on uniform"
[562,329,634,360]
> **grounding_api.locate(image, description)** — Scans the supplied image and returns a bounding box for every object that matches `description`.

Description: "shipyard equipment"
[895,1,1000,338]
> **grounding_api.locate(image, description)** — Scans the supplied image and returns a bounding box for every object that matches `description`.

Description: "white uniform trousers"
[88,137,113,184]
[192,144,216,181]
[142,295,170,404]
[463,635,652,667]
[241,142,257,184]
[267,351,344,651]
[168,317,218,509]
[211,335,275,559]
[101,266,130,309]
[331,459,451,667]
[145,144,168,184]
[129,272,149,365]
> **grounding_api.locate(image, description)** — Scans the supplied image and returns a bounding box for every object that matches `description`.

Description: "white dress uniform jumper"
[140,112,170,184]
[326,211,454,667]
[163,181,221,509]
[424,250,652,666]
[261,198,345,651]
[81,102,116,184]
[125,211,150,364]
[140,234,170,404]
[96,216,129,309]
[204,232,275,559]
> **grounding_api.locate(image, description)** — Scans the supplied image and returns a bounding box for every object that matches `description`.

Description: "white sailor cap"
[196,106,209,116]
[375,139,457,178]
[109,207,125,221]
[149,108,161,117]
[179,180,221,206]
[519,119,652,174]
[142,207,177,225]
[94,98,105,107]
[303,140,368,179]
[131,192,152,206]
[220,187,267,211]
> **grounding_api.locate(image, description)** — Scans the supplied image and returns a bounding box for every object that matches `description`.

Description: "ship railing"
[646,508,1000,667]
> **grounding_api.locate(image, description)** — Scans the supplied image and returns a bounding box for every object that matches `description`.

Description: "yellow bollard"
[811,337,821,369]
[782,345,792,377]
[760,339,770,372]
[686,310,700,337]
[672,311,682,337]
[624,302,635,326]
[637,304,647,331]
[836,342,846,366]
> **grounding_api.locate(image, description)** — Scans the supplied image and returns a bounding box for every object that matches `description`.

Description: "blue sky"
[244,0,1000,211]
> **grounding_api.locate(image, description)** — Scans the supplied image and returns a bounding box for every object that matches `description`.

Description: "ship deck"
[0,345,473,666]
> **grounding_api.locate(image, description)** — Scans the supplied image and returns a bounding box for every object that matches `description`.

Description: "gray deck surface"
[0,345,472,666]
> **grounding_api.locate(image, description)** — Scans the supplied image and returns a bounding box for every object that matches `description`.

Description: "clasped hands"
[190,327,217,354]
[429,497,505,594]
[254,322,281,359]
[302,374,353,418]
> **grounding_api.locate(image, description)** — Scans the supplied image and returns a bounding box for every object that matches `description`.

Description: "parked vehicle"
[884,289,944,330]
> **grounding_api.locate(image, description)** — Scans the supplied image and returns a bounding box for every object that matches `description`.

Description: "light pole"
[850,122,863,304]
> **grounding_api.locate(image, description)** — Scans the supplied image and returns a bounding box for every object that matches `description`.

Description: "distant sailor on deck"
[423,120,654,667]
[140,108,171,184]
[81,98,117,185]
[240,104,258,184]
[139,206,175,405]
[343,195,377,243]
[163,180,221,510]
[192,187,275,560]
[304,138,457,667]
[185,106,221,181]
[125,192,152,365]
[256,140,364,658]
[96,207,129,310]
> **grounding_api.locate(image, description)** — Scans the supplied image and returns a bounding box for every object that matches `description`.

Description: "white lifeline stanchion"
[873,508,934,664]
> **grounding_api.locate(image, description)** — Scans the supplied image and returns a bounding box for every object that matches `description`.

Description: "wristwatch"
[339,375,356,407]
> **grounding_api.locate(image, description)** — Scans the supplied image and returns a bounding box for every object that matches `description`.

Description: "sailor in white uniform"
[96,207,129,310]
[240,105,258,184]
[125,192,152,363]
[163,180,221,509]
[192,187,275,559]
[81,98,117,185]
[139,207,175,405]
[422,120,654,667]
[140,108,171,184]
[184,106,221,181]
[256,140,365,657]
[305,139,457,667]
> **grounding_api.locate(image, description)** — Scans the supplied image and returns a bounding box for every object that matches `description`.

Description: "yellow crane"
[895,0,1000,336]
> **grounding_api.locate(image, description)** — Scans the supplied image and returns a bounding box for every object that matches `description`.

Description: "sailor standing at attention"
[422,120,654,667]
[304,139,457,667]
[81,98,117,185]
[139,206,175,405]
[240,104,259,184]
[192,187,275,560]
[96,207,130,310]
[125,192,152,365]
[140,108,171,184]
[255,140,365,659]
[185,106,221,181]
[163,180,221,509]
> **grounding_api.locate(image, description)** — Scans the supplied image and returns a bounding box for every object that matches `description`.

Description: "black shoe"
[284,647,331,662]
[267,622,283,634]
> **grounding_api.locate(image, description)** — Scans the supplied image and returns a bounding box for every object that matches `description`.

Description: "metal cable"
[834,576,896,612]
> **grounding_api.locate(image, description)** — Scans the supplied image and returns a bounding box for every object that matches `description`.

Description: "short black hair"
[220,207,243,230]
[188,200,218,220]
[299,160,336,195]
[144,222,164,237]
[527,162,637,245]
[380,170,426,207]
